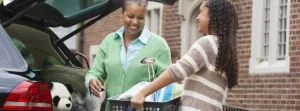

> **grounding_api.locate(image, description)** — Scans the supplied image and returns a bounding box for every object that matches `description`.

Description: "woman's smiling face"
[122,3,146,37]
[196,1,209,34]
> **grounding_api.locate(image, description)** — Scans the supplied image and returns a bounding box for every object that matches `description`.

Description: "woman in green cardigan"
[85,0,171,110]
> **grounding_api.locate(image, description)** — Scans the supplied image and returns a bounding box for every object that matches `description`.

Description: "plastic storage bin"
[108,96,181,111]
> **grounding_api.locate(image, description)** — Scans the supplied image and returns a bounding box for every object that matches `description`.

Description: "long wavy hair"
[205,0,239,89]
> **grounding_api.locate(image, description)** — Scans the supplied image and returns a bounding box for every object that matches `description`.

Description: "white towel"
[117,81,153,102]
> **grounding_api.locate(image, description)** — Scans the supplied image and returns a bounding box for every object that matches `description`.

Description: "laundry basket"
[108,95,181,111]
[108,58,180,111]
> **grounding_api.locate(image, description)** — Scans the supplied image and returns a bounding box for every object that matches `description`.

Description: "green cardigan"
[85,32,171,109]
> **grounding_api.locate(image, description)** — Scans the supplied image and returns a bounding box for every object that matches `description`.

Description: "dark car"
[0,0,176,110]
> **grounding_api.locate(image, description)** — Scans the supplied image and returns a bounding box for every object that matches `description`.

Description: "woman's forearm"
[139,69,175,97]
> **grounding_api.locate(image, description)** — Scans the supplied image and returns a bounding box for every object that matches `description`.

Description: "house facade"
[77,0,300,110]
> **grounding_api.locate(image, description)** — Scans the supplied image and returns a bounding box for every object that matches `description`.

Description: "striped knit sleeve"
[168,35,218,82]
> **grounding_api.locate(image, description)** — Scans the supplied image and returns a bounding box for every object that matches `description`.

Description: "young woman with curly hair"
[131,0,239,110]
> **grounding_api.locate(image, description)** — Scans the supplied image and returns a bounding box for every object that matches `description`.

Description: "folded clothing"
[171,83,183,99]
[117,81,153,102]
[155,83,174,102]
[118,82,183,102]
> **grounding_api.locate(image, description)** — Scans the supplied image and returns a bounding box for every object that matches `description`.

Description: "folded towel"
[155,83,174,102]
[117,81,153,102]
[118,82,183,102]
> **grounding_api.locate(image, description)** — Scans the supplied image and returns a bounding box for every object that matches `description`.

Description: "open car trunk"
[0,0,176,44]
[1,0,176,27]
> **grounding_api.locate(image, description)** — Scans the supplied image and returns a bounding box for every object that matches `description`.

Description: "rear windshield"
[45,0,108,17]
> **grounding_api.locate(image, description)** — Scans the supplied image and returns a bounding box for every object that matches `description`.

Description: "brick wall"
[290,0,300,73]
[226,0,300,111]
[162,2,181,53]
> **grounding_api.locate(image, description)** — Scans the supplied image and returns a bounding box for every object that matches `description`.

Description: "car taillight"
[2,81,53,111]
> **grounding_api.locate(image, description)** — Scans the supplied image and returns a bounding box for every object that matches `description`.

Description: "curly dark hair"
[205,0,239,89]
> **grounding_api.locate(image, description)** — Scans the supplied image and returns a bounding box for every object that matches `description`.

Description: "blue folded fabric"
[155,83,175,102]
[123,83,176,111]
[126,106,135,111]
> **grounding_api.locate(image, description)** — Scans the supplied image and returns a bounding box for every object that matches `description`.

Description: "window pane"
[277,0,288,60]
[146,7,161,35]
[284,6,287,16]
[262,0,270,60]
[284,31,286,42]
[283,44,286,56]
[280,7,283,17]
[280,19,282,29]
[154,9,161,35]
[284,19,287,29]
[146,10,151,30]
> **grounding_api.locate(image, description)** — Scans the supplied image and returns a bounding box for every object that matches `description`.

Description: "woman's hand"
[130,93,146,109]
[89,79,104,97]
[131,70,175,109]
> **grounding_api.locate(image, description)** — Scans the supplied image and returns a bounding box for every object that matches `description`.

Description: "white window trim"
[178,0,204,56]
[89,45,100,65]
[147,2,163,36]
[249,0,290,74]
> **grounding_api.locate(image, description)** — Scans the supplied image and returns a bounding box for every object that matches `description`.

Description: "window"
[249,0,290,73]
[12,38,60,69]
[262,0,270,61]
[89,45,100,65]
[12,38,35,67]
[146,2,163,35]
[278,0,288,60]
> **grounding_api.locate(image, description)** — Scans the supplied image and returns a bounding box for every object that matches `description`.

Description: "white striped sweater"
[168,35,227,111]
